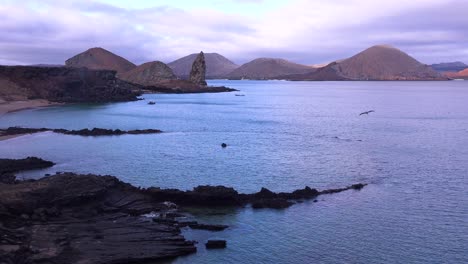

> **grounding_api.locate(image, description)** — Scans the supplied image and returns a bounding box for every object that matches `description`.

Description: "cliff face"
[0,66,140,103]
[118,61,177,86]
[227,58,313,80]
[168,53,238,79]
[65,47,136,74]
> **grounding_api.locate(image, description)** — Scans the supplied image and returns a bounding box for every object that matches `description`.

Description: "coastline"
[0,99,62,116]
[0,157,367,263]
[0,99,64,141]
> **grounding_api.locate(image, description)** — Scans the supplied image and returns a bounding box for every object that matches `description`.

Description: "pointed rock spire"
[189,51,207,86]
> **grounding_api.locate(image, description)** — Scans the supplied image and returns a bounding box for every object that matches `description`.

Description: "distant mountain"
[168,53,238,79]
[446,68,468,79]
[31,64,64,68]
[118,61,176,86]
[431,62,468,73]
[65,47,136,74]
[227,58,313,80]
[287,45,445,81]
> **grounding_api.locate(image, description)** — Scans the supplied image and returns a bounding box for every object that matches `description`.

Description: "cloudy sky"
[1,0,467,66]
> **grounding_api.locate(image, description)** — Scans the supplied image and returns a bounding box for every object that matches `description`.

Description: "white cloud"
[0,0,466,65]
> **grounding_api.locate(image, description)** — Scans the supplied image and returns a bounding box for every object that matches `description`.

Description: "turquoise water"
[1,81,467,263]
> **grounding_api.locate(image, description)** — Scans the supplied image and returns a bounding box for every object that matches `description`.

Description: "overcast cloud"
[0,0,467,65]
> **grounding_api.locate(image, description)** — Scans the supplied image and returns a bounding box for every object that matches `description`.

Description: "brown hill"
[227,58,313,80]
[445,68,468,79]
[65,47,136,74]
[287,45,445,81]
[118,61,176,86]
[168,53,238,79]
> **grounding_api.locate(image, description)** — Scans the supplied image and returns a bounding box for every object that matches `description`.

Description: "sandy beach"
[0,99,62,141]
[0,99,59,116]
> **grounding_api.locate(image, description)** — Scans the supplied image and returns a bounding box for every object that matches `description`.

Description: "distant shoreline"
[0,99,62,116]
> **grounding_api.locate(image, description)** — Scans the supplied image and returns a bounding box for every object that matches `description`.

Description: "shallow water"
[1,80,467,263]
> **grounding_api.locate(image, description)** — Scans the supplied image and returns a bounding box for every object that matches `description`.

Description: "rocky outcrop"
[0,127,162,137]
[0,157,55,184]
[287,45,447,81]
[65,47,136,74]
[118,61,177,86]
[189,52,207,86]
[0,155,368,262]
[205,240,227,249]
[0,172,196,263]
[0,66,141,103]
[227,58,313,80]
[137,79,237,94]
[168,53,238,79]
[146,183,366,209]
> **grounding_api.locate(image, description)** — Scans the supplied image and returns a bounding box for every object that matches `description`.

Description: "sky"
[0,0,467,66]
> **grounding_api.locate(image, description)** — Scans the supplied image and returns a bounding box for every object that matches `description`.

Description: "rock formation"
[189,52,207,86]
[0,127,162,137]
[0,66,140,103]
[168,53,238,79]
[227,58,313,80]
[0,172,196,263]
[118,61,177,86]
[0,156,367,263]
[65,47,136,74]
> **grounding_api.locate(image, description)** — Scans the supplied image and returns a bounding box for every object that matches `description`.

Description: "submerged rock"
[251,198,293,209]
[188,223,229,231]
[189,52,207,86]
[205,240,227,249]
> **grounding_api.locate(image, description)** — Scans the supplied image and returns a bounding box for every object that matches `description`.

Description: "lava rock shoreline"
[0,127,162,137]
[0,157,367,263]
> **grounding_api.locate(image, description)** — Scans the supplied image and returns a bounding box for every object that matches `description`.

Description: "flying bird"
[359,110,375,116]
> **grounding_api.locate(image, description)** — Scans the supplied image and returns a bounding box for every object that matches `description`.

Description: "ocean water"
[0,80,467,263]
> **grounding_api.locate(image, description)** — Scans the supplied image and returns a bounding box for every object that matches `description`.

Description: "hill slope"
[446,68,468,79]
[227,58,313,80]
[168,53,238,79]
[287,45,444,81]
[118,61,176,86]
[65,47,136,74]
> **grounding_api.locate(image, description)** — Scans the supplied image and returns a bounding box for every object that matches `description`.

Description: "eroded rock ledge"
[0,127,162,137]
[0,157,367,263]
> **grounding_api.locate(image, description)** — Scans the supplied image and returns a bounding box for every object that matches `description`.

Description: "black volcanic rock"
[0,173,196,263]
[0,157,54,184]
[0,66,140,103]
[190,52,207,86]
[0,127,162,137]
[168,53,238,79]
[205,240,227,249]
[251,198,293,209]
[188,223,229,231]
